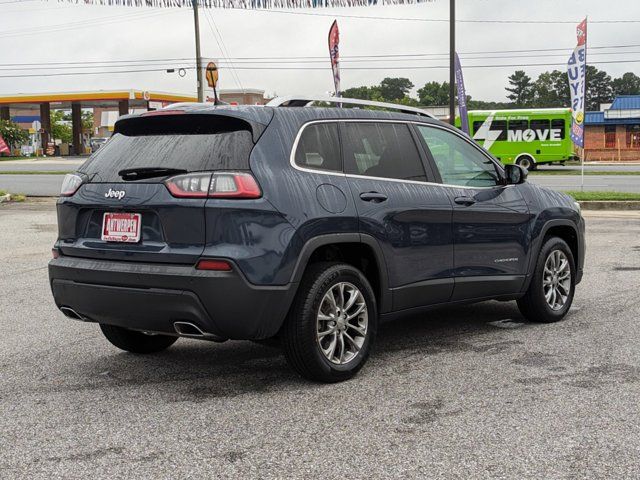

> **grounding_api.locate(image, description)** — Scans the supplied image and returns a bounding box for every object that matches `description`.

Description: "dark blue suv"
[49,97,585,382]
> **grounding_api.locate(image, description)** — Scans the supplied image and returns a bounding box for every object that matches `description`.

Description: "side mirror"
[504,164,528,185]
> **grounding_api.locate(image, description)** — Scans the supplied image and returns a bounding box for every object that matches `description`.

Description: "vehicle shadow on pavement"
[74,300,528,401]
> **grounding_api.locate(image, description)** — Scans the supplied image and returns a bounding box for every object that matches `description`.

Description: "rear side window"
[530,119,551,132]
[342,123,426,182]
[551,119,566,139]
[509,119,528,132]
[294,123,341,172]
[78,115,255,183]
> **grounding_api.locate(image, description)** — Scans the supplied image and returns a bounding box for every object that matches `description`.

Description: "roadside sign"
[205,62,219,88]
[32,120,42,131]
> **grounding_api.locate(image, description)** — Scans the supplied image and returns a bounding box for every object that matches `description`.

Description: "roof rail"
[266,95,437,119]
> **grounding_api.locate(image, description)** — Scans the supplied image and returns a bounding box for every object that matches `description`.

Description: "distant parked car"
[90,137,108,153]
[49,96,585,383]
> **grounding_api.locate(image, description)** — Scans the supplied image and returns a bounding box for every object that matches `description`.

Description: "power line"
[0,7,184,38]
[1,42,639,68]
[1,58,640,79]
[202,8,244,91]
[240,8,640,24]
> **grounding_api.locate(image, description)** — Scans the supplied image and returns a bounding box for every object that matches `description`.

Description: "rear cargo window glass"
[342,123,426,182]
[294,123,341,172]
[78,130,254,183]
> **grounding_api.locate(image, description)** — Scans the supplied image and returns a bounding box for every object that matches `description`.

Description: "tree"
[585,65,613,111]
[379,77,414,102]
[341,86,381,101]
[532,70,570,108]
[82,111,94,132]
[612,72,640,96]
[0,119,29,153]
[51,110,72,143]
[505,70,534,107]
[417,81,450,106]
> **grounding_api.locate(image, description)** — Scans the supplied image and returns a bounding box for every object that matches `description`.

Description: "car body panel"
[49,104,585,341]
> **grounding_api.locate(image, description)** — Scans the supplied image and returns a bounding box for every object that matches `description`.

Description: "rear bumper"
[48,256,296,340]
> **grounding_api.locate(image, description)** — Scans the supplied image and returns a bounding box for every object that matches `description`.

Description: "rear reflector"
[164,171,261,199]
[196,259,232,271]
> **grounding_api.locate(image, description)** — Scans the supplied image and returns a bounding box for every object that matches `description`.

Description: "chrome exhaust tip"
[60,307,86,321]
[173,322,227,342]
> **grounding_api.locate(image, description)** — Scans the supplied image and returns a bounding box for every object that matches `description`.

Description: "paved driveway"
[1,203,639,479]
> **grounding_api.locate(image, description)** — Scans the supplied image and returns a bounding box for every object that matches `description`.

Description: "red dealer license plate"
[101,212,142,243]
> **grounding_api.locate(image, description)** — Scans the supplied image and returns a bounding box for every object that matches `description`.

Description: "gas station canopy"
[0,90,197,155]
[0,89,197,109]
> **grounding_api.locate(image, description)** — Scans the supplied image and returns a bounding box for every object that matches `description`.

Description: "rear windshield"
[79,118,254,183]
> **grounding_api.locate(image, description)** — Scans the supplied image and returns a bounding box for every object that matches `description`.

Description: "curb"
[579,201,640,210]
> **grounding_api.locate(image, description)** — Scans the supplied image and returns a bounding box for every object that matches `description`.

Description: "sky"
[0,0,639,103]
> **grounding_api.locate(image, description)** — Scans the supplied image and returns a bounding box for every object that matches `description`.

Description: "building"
[584,95,640,161]
[0,90,197,155]
[215,89,272,105]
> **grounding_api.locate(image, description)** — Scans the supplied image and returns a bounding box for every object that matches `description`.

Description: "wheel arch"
[522,218,581,293]
[515,153,537,166]
[289,234,392,313]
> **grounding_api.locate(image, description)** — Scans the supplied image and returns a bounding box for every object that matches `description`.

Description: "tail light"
[60,174,85,197]
[165,172,261,199]
[165,172,212,198]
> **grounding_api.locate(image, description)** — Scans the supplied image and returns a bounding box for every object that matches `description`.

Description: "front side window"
[294,123,341,172]
[342,123,426,182]
[416,125,500,188]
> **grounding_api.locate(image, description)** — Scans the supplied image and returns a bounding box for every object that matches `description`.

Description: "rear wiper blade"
[118,167,187,181]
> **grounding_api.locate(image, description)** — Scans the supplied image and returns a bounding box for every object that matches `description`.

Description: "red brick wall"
[584,125,604,149]
[584,124,640,161]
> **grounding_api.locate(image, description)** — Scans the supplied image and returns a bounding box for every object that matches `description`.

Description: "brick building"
[584,95,640,161]
[214,89,272,105]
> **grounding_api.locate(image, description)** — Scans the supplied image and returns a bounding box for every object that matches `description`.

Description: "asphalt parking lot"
[1,201,639,479]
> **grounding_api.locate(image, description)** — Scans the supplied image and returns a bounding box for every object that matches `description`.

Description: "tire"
[517,237,576,323]
[516,155,535,171]
[282,262,378,383]
[100,324,178,354]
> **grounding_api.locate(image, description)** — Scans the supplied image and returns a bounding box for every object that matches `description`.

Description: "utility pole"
[193,0,204,103]
[449,0,455,125]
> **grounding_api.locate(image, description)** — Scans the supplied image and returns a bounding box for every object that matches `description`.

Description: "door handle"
[360,192,388,203]
[454,196,476,206]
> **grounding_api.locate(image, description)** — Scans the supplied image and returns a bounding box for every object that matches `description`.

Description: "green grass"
[0,189,26,202]
[563,191,640,201]
[531,169,640,176]
[0,170,69,175]
[0,156,43,161]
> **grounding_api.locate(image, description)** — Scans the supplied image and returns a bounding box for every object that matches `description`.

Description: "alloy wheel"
[542,249,572,311]
[316,282,368,365]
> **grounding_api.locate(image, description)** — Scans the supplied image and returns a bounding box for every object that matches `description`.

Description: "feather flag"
[567,18,587,148]
[328,20,340,97]
[52,0,432,8]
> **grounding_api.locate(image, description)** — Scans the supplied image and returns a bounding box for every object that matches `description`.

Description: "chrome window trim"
[288,119,507,191]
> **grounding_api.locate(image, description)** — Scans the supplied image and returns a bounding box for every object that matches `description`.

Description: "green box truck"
[457,108,577,170]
